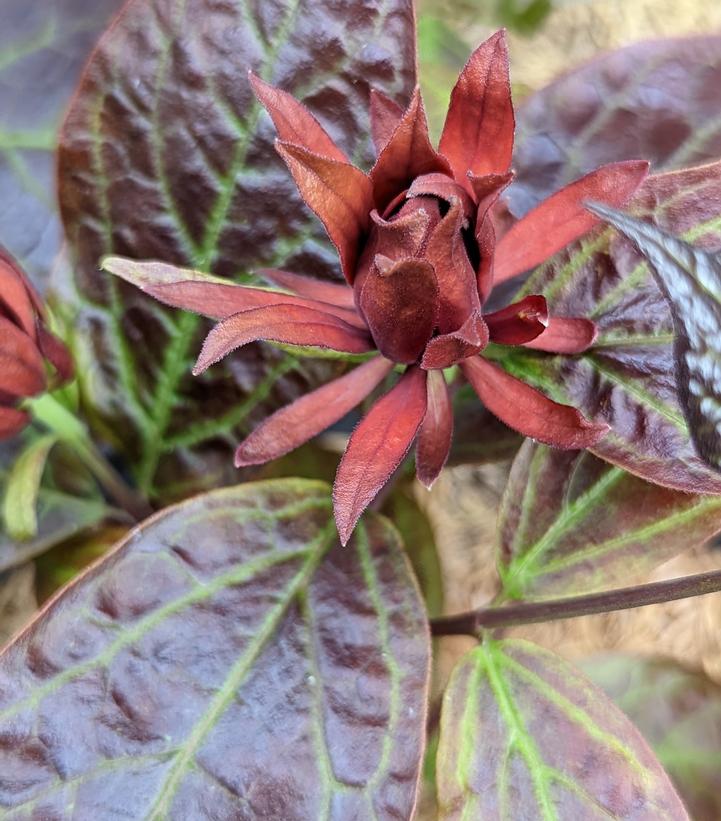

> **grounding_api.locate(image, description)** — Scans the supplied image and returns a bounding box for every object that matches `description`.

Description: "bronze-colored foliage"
[0,479,431,819]
[57,0,417,495]
[437,640,688,820]
[498,441,721,600]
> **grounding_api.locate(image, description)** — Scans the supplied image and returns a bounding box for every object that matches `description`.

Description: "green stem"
[430,568,721,637]
[26,394,152,522]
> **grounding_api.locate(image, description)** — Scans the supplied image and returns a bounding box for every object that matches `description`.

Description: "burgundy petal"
[476,214,496,304]
[461,356,609,448]
[369,88,404,156]
[485,295,549,345]
[425,200,481,332]
[0,317,45,397]
[469,172,514,221]
[193,305,374,374]
[104,257,365,325]
[334,367,428,545]
[276,141,374,282]
[234,356,393,466]
[258,268,355,309]
[523,317,598,354]
[416,369,453,489]
[407,173,475,220]
[359,258,438,364]
[439,31,514,186]
[37,326,74,383]
[494,160,650,284]
[0,251,38,340]
[0,406,30,441]
[370,87,453,211]
[421,312,489,370]
[249,72,348,162]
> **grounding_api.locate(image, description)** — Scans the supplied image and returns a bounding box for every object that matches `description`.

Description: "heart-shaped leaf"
[0,478,430,819]
[0,0,122,285]
[584,654,721,821]
[498,441,721,600]
[585,202,721,474]
[57,0,416,495]
[510,35,721,217]
[498,161,721,493]
[437,639,688,820]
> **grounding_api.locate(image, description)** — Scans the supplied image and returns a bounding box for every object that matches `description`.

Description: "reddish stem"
[430,568,721,637]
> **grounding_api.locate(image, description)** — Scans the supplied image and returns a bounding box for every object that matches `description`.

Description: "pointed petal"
[370,88,453,211]
[249,72,348,162]
[472,172,514,302]
[102,257,365,326]
[461,356,608,448]
[485,295,548,345]
[276,141,374,282]
[193,305,374,374]
[425,200,480,332]
[494,160,650,284]
[0,250,38,340]
[258,268,355,309]
[439,30,514,185]
[407,173,475,220]
[0,406,30,440]
[359,258,438,364]
[421,312,489,370]
[37,326,74,383]
[235,356,393,466]
[0,318,45,397]
[523,317,598,354]
[416,369,453,489]
[469,171,514,221]
[334,367,428,545]
[476,214,496,304]
[369,88,404,156]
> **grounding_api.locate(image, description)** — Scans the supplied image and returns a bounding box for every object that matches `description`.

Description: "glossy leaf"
[497,441,721,600]
[0,479,431,818]
[586,202,721,474]
[437,639,688,820]
[511,35,721,218]
[57,0,416,495]
[584,654,721,821]
[501,162,721,493]
[0,0,122,284]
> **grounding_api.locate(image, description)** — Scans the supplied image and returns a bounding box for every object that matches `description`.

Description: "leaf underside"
[57,0,416,496]
[437,640,688,821]
[0,479,430,820]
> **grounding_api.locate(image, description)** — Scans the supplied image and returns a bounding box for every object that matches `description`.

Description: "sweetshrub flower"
[0,250,73,440]
[105,31,648,543]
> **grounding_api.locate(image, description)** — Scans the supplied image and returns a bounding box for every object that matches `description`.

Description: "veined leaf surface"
[437,640,688,820]
[0,479,430,819]
[497,441,721,600]
[498,162,721,493]
[57,0,416,495]
[585,654,721,821]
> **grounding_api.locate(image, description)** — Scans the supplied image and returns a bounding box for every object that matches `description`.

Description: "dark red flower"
[0,249,73,439]
[105,31,648,543]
